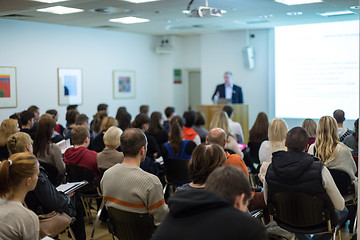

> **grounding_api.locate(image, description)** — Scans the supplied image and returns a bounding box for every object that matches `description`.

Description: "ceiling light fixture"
[317,10,355,17]
[109,16,150,24]
[275,0,322,6]
[184,0,226,18]
[286,12,303,16]
[32,0,68,3]
[37,6,83,14]
[121,0,160,3]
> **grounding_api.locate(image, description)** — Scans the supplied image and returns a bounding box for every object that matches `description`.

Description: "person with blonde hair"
[0,119,20,161]
[97,126,124,170]
[308,116,357,190]
[91,116,118,153]
[0,152,40,240]
[302,118,317,147]
[209,111,243,157]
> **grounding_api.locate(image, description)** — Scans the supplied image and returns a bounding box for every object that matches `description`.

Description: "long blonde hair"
[314,116,339,163]
[0,119,19,146]
[209,111,233,143]
[268,119,288,152]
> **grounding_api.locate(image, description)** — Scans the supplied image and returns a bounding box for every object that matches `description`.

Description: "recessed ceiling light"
[275,0,322,5]
[350,6,359,10]
[109,16,150,24]
[121,0,160,3]
[32,0,68,3]
[318,10,355,17]
[37,6,83,14]
[286,12,303,16]
[259,14,274,19]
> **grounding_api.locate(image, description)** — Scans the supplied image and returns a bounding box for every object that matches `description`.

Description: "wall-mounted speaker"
[243,46,255,70]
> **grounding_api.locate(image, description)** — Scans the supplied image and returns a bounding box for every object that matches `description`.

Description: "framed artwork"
[0,66,17,108]
[58,68,82,105]
[113,70,136,99]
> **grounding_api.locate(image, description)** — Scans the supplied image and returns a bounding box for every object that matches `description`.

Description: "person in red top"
[64,125,100,180]
[182,111,201,145]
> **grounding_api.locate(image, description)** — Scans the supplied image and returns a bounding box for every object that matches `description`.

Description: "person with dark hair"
[182,111,201,145]
[163,106,175,133]
[66,104,78,111]
[212,72,243,104]
[147,111,168,149]
[140,105,149,116]
[343,118,359,156]
[75,113,89,126]
[91,110,107,138]
[333,109,354,142]
[20,110,35,139]
[264,127,348,240]
[115,107,132,131]
[63,109,79,140]
[101,128,167,226]
[33,115,65,177]
[0,152,40,240]
[176,143,226,192]
[153,165,267,240]
[27,105,40,122]
[91,117,118,153]
[222,105,244,143]
[192,112,208,143]
[97,103,108,113]
[46,109,65,137]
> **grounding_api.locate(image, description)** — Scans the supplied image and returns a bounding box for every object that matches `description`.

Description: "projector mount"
[184,0,225,18]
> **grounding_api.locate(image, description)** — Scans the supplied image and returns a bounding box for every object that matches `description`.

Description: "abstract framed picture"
[113,70,136,99]
[0,66,17,108]
[58,68,82,106]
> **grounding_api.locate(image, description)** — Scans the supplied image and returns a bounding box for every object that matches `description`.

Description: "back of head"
[268,119,288,142]
[0,119,19,146]
[104,126,122,149]
[66,105,78,111]
[139,105,149,115]
[46,109,58,118]
[194,112,205,126]
[315,116,339,162]
[209,111,231,137]
[120,128,146,157]
[333,109,345,124]
[115,107,127,120]
[71,125,90,145]
[7,132,33,154]
[302,119,317,138]
[183,111,197,127]
[222,105,233,118]
[148,111,163,135]
[20,110,35,126]
[286,127,309,152]
[97,103,108,112]
[164,107,175,118]
[169,116,183,155]
[0,152,38,197]
[66,109,79,125]
[131,113,150,129]
[92,110,108,133]
[205,165,251,205]
[34,116,56,156]
[207,128,226,147]
[117,110,132,131]
[75,114,89,126]
[100,117,118,133]
[249,112,269,143]
[27,105,39,114]
[188,143,226,185]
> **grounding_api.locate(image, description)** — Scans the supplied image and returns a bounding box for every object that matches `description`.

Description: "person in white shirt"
[222,105,244,143]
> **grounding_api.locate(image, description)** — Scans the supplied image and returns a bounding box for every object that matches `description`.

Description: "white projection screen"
[275,21,359,119]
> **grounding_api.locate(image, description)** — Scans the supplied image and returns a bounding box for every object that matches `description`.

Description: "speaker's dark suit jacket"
[212,84,243,104]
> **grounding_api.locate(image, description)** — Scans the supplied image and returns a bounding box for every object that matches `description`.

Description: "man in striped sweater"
[101,128,167,226]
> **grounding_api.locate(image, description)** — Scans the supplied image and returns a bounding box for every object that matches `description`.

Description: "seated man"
[20,110,35,140]
[333,109,354,142]
[264,127,348,240]
[64,125,100,180]
[101,128,167,226]
[153,165,267,240]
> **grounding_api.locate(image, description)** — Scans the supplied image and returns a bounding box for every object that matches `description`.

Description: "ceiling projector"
[188,6,223,17]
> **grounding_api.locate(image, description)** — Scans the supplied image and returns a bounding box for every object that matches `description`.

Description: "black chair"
[39,161,61,187]
[66,164,102,223]
[163,157,190,195]
[268,191,340,239]
[107,207,156,240]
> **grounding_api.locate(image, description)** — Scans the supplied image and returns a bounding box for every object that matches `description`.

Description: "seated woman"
[0,119,19,161]
[97,126,124,171]
[33,115,65,178]
[176,143,226,192]
[247,112,269,165]
[302,118,317,148]
[0,152,40,240]
[91,116,118,153]
[7,132,85,240]
[192,112,209,143]
[147,111,169,150]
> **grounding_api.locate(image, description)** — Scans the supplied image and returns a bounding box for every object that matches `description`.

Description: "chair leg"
[80,197,93,224]
[90,200,105,240]
[68,226,77,240]
[353,215,357,234]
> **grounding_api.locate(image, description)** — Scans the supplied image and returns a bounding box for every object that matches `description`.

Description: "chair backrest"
[39,161,60,186]
[328,168,355,196]
[268,191,337,234]
[66,164,98,193]
[163,158,189,185]
[107,207,156,240]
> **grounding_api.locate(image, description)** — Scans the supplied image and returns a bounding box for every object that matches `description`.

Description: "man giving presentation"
[212,72,243,104]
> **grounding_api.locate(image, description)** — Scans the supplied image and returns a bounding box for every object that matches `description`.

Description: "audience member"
[343,118,359,156]
[333,109,354,142]
[75,114,89,127]
[147,111,168,149]
[63,109,79,140]
[223,105,245,143]
[163,106,175,133]
[41,113,65,143]
[101,128,167,226]
[209,111,242,157]
[27,105,40,123]
[91,110,107,138]
[0,119,20,160]
[0,152,40,240]
[97,126,124,170]
[308,116,357,191]
[192,111,209,143]
[46,109,65,136]
[176,143,226,192]
[66,104,78,112]
[153,165,267,240]
[97,103,108,114]
[140,105,149,116]
[264,127,348,240]
[9,112,21,128]
[115,107,132,131]
[182,111,201,145]
[302,118,317,148]
[247,112,269,165]
[33,115,65,177]
[64,125,100,180]
[20,110,35,139]
[91,117,118,153]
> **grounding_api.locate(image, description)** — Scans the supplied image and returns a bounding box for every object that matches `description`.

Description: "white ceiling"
[0,0,358,36]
